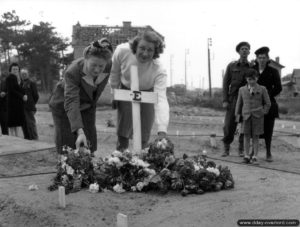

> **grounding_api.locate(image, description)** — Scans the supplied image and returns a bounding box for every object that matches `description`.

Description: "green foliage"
[0,10,29,64]
[0,11,70,92]
[193,96,223,110]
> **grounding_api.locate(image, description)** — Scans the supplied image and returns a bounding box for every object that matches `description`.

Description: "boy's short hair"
[245,69,258,79]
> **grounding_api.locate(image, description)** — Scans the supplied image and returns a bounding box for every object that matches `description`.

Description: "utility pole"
[170,54,174,87]
[184,49,189,90]
[207,38,212,98]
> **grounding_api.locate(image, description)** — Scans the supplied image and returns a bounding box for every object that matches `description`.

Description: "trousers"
[262,117,275,157]
[222,95,243,149]
[22,110,38,140]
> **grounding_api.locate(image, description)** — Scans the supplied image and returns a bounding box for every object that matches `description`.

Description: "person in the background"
[235,69,271,165]
[6,63,27,137]
[20,68,39,140]
[110,30,169,151]
[221,42,252,157]
[252,47,282,162]
[49,38,113,154]
[0,72,9,135]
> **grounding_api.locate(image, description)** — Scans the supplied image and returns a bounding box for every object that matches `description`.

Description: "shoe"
[266,156,273,162]
[221,151,230,157]
[243,156,250,164]
[251,157,259,165]
[249,150,254,159]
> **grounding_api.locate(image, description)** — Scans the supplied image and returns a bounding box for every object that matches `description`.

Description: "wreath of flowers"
[48,138,234,196]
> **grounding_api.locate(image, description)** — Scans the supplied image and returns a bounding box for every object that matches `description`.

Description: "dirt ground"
[0,105,300,227]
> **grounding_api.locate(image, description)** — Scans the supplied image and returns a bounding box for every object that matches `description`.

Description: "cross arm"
[113,89,158,104]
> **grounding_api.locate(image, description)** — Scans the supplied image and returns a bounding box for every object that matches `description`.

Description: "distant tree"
[0,11,70,92]
[18,22,69,92]
[0,10,29,66]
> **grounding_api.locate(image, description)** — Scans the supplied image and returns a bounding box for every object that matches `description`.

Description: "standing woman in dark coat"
[49,39,113,154]
[0,72,9,135]
[253,47,282,162]
[6,63,27,137]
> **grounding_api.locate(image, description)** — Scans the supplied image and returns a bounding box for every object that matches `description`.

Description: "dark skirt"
[117,100,155,145]
[51,108,97,153]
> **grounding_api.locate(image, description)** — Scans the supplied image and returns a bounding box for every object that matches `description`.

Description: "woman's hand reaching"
[76,128,87,148]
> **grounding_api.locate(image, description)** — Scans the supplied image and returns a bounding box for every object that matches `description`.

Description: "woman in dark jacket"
[0,72,9,135]
[6,63,27,137]
[49,38,113,154]
[252,47,282,162]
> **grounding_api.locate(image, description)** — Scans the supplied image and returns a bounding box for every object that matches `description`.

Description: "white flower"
[123,149,131,154]
[74,149,79,156]
[206,167,220,176]
[131,186,137,192]
[130,157,150,168]
[156,141,162,148]
[161,138,168,146]
[83,148,91,155]
[60,155,67,163]
[108,157,121,165]
[113,183,125,193]
[144,168,156,176]
[28,184,39,191]
[194,164,200,171]
[136,182,145,191]
[89,183,99,193]
[141,147,149,154]
[202,150,207,155]
[112,150,123,158]
[66,165,74,175]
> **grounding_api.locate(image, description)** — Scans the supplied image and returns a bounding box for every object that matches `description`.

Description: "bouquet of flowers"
[48,146,94,194]
[93,150,156,193]
[48,138,235,196]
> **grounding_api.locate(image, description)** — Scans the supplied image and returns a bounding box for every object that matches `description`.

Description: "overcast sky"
[1,0,299,89]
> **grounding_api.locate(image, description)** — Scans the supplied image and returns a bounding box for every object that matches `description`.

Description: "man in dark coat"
[20,69,39,140]
[252,46,282,162]
[222,41,252,157]
[0,72,8,135]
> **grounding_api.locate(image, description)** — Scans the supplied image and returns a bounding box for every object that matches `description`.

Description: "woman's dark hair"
[9,63,20,72]
[83,38,113,61]
[130,30,165,59]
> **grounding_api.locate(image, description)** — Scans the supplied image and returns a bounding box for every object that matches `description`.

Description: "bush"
[277,97,300,115]
[192,96,223,110]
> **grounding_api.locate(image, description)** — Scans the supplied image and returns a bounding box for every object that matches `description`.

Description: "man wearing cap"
[222,41,252,157]
[252,46,282,162]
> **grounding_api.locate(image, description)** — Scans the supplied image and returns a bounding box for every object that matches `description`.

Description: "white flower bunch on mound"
[130,156,150,168]
[206,167,220,176]
[113,183,125,193]
[66,165,74,175]
[156,138,168,149]
[89,183,99,193]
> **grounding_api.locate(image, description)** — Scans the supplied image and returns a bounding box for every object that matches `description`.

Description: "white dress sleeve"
[154,71,169,133]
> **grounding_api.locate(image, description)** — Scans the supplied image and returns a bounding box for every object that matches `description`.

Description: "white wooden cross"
[113,65,158,153]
